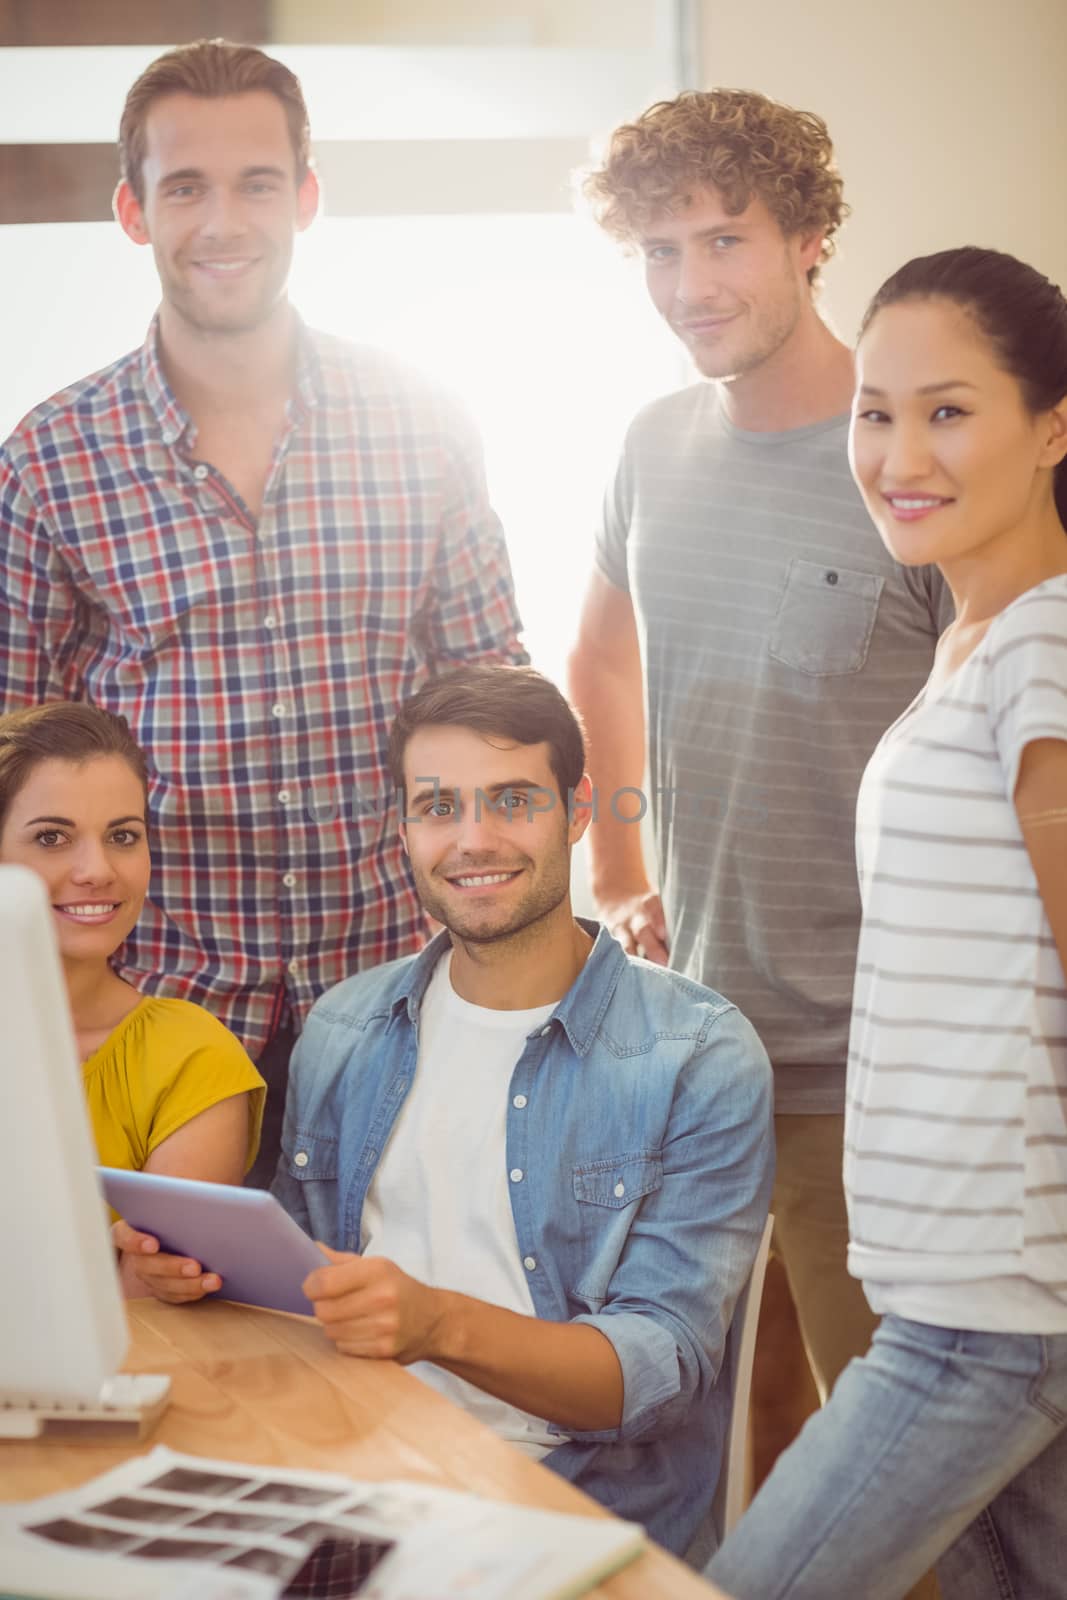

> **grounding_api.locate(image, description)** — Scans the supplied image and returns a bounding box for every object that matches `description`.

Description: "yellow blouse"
[83,996,265,1174]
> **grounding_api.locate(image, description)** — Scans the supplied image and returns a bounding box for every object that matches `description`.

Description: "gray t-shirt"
[596,383,952,1111]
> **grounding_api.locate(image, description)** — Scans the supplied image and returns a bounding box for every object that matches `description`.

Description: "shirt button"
[826,570,839,585]
[161,429,177,445]
[510,1168,524,1183]
[512,1094,527,1109]
[264,614,277,630]
[282,872,297,888]
[614,1181,625,1198]
[288,957,302,975]
[539,1024,552,1037]
[294,1151,309,1168]
[193,464,209,481]
[272,703,287,719]
[523,1256,536,1271]
[278,789,291,805]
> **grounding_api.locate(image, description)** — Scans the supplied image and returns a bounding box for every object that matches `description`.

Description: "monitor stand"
[0,1371,172,1440]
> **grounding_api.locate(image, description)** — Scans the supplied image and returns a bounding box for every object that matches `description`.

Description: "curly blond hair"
[583,88,848,282]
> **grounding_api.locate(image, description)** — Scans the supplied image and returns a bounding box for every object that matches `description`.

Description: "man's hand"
[306,1248,624,1429]
[304,1246,446,1362]
[112,1219,221,1304]
[598,887,669,964]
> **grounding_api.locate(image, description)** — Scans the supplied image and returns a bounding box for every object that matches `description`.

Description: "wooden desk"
[0,1299,729,1599]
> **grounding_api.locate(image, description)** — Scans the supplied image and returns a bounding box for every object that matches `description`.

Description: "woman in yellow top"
[0,702,265,1288]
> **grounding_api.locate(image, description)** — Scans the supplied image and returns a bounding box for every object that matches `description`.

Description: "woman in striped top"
[708,247,1067,1598]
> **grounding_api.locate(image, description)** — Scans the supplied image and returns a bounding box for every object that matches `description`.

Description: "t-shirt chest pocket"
[769,558,884,676]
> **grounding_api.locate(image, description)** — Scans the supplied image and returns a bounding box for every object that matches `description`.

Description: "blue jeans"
[706,1315,1067,1600]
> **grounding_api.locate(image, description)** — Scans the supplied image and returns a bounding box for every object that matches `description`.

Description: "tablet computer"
[98,1168,329,1316]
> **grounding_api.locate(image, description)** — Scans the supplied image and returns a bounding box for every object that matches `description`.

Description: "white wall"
[699,0,1067,340]
[272,0,662,48]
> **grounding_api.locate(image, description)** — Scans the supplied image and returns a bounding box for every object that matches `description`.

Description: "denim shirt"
[272,922,774,1558]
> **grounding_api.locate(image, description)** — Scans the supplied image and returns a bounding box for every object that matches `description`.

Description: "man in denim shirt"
[123,664,772,1555]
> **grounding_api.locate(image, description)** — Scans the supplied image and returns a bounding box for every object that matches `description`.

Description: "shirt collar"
[138,310,324,446]
[293,316,324,415]
[394,919,627,1057]
[139,315,189,447]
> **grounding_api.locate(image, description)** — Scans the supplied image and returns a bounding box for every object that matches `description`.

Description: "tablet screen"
[99,1168,329,1316]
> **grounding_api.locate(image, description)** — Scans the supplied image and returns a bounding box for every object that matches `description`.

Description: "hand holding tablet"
[99,1168,329,1316]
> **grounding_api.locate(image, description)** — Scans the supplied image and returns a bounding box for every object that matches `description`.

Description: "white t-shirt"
[847,576,1067,1331]
[361,953,563,1456]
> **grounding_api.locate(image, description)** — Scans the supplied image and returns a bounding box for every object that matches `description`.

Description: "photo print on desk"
[9,1444,643,1599]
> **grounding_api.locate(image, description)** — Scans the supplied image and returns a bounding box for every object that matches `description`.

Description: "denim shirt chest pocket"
[284,1131,342,1244]
[571,1152,663,1306]
[769,557,885,676]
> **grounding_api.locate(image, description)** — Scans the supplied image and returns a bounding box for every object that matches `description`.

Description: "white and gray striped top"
[847,576,1067,1318]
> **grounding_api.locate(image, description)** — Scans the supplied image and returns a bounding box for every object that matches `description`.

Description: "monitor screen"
[0,864,126,1404]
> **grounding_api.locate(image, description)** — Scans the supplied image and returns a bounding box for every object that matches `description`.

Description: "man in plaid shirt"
[0,40,525,1181]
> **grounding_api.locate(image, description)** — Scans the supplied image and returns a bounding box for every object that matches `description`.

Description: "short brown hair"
[583,88,848,283]
[119,38,311,204]
[388,666,586,803]
[0,703,149,833]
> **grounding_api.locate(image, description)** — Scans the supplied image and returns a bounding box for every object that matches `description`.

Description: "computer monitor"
[0,863,129,1422]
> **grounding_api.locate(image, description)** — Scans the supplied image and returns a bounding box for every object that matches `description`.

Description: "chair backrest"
[711,1212,774,1543]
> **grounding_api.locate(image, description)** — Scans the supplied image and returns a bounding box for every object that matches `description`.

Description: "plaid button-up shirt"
[0,319,525,1054]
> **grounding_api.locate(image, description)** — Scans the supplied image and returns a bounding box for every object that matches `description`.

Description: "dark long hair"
[860,246,1067,528]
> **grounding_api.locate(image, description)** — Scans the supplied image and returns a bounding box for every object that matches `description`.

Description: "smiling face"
[639,186,823,380]
[0,756,150,965]
[114,89,318,336]
[400,725,588,947]
[850,297,1063,569]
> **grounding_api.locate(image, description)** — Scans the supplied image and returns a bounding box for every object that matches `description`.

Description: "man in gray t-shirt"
[570,89,951,1459]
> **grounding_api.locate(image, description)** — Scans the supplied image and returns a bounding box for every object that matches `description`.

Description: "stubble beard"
[687,270,805,383]
[414,850,571,949]
[160,251,290,339]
